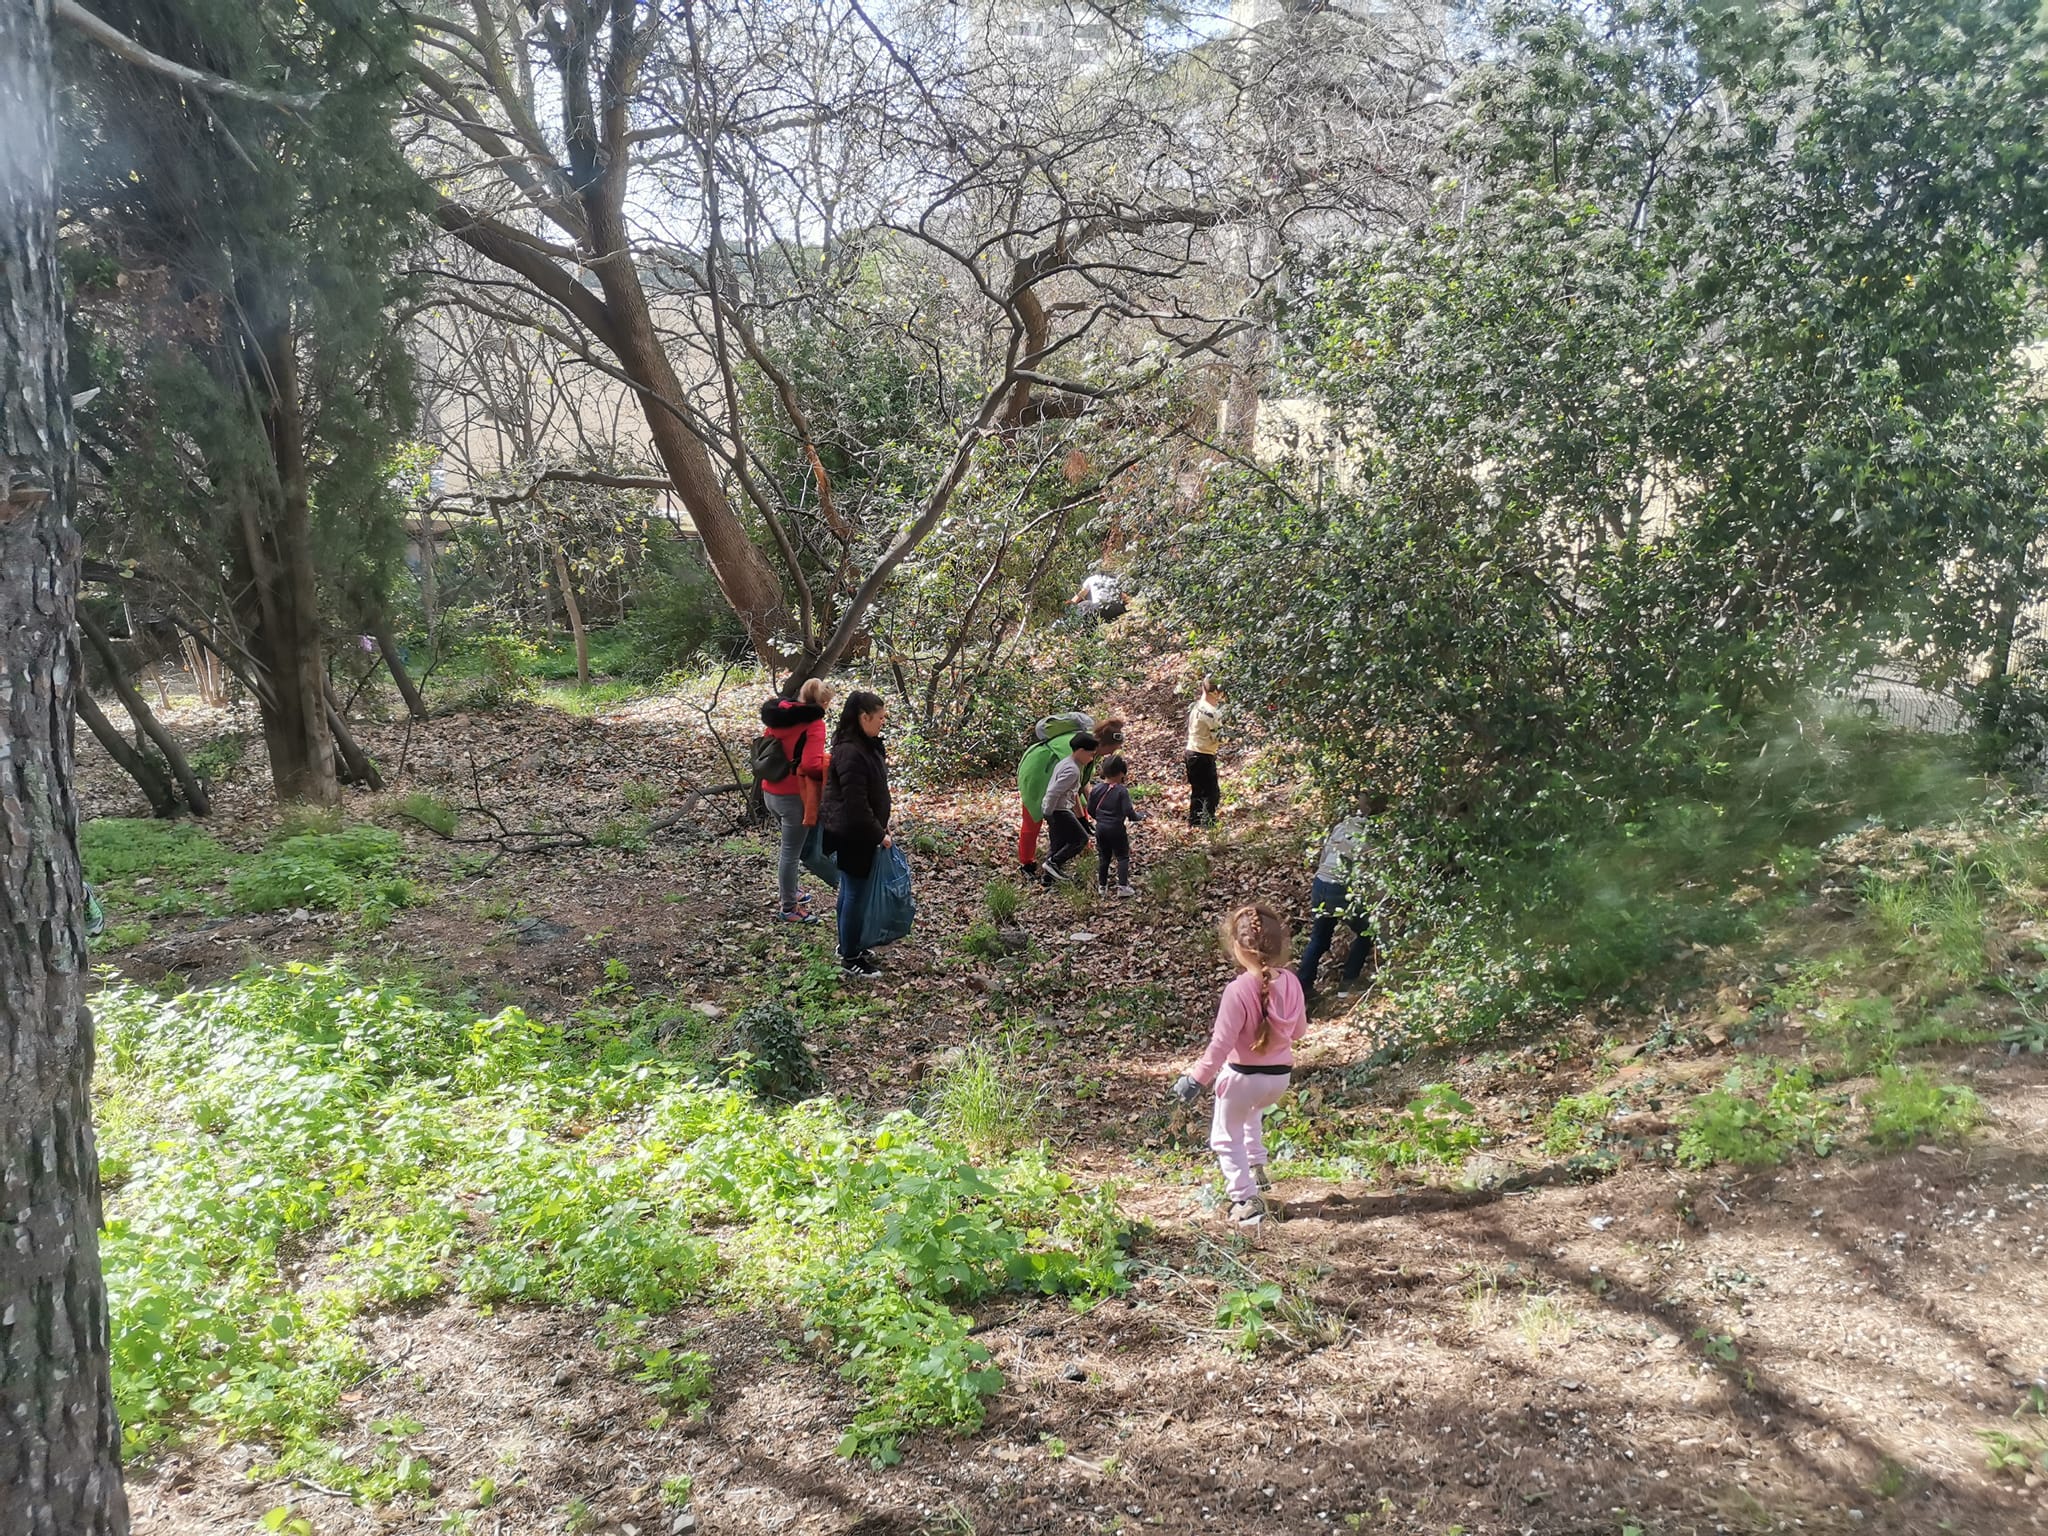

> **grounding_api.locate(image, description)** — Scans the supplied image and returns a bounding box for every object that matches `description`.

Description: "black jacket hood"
[761,698,828,729]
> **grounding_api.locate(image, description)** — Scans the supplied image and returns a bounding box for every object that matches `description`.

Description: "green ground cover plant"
[1676,1063,1842,1168]
[80,818,237,915]
[94,963,1125,1486]
[226,825,412,915]
[1863,1065,1982,1148]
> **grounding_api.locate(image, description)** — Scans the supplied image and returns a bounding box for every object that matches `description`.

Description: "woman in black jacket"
[820,690,892,976]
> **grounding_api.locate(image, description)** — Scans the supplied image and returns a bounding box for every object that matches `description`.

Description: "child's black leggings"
[1096,826,1130,889]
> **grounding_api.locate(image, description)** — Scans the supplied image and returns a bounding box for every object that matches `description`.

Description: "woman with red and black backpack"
[758,677,838,922]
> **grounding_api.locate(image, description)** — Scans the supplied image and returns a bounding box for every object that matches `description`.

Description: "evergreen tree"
[64,0,421,803]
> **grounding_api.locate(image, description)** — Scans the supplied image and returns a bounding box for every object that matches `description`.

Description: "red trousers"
[1017,802,1042,867]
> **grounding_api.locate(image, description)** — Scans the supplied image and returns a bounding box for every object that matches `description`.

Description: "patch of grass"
[80,818,236,915]
[277,805,346,839]
[536,680,650,716]
[101,920,153,950]
[984,877,1023,926]
[923,1042,1042,1158]
[1541,1092,1614,1157]
[905,827,956,860]
[623,779,666,812]
[590,815,650,852]
[94,964,1125,1473]
[1517,1292,1576,1354]
[1676,1063,1841,1168]
[1863,1065,1980,1148]
[1860,867,1989,986]
[396,793,458,837]
[1809,995,1898,1074]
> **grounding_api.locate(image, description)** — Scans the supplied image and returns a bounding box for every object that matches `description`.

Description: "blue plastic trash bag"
[860,844,916,948]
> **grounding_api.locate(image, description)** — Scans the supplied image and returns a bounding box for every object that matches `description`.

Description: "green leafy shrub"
[1810,995,1899,1073]
[227,826,406,914]
[188,732,249,786]
[620,536,744,676]
[717,1001,822,1102]
[1373,1083,1483,1168]
[960,921,1010,961]
[1864,1066,1981,1148]
[1215,1284,1284,1352]
[1676,1064,1841,1168]
[94,965,1126,1471]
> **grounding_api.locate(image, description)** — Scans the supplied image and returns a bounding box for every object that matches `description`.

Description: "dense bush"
[1144,0,2048,1037]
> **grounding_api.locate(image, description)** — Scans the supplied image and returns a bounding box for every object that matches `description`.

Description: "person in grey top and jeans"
[1297,815,1376,1001]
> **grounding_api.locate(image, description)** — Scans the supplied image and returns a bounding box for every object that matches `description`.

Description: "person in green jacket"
[1016,711,1122,875]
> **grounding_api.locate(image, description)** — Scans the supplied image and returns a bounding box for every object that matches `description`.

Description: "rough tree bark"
[0,1,133,1530]
[76,610,209,814]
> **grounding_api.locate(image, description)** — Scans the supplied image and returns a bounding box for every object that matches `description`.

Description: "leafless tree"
[403,0,1444,686]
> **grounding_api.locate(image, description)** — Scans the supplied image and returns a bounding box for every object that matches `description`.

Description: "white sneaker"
[1228,1198,1265,1227]
[1115,884,1136,897]
[1252,1164,1271,1191]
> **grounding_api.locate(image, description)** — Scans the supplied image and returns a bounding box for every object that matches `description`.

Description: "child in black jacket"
[1086,755,1144,895]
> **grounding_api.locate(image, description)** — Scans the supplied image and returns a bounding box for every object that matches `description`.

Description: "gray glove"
[1170,1073,1201,1105]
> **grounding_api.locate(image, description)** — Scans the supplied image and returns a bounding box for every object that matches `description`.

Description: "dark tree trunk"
[76,689,178,818]
[373,621,426,720]
[1978,543,2032,735]
[0,3,133,1531]
[76,610,209,814]
[236,308,338,806]
[323,684,382,791]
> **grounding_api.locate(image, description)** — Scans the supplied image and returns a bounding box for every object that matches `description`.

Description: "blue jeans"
[1296,877,1374,996]
[836,866,870,959]
[766,791,838,910]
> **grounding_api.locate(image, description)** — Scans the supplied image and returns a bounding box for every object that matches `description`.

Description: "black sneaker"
[840,953,881,978]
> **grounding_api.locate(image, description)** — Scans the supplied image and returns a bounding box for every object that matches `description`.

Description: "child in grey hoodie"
[1086,754,1143,894]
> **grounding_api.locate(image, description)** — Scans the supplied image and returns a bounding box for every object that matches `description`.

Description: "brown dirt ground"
[83,655,2048,1536]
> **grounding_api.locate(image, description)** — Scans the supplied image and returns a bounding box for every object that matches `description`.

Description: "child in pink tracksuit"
[1172,904,1309,1226]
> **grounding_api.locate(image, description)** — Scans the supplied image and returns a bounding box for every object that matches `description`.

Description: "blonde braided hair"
[1221,903,1291,1053]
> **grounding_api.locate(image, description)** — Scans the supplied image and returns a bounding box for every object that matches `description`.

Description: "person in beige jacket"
[1185,677,1225,826]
